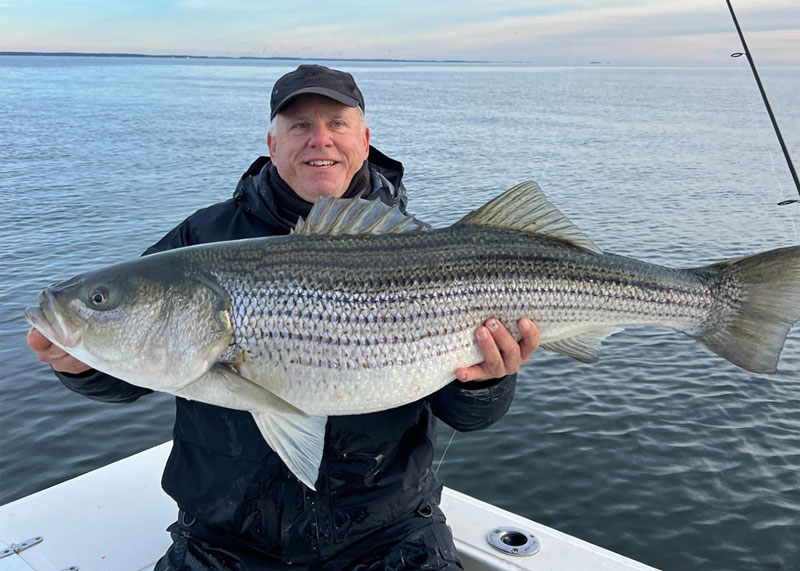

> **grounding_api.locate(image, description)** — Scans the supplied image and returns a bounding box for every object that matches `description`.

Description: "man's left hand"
[455,318,540,383]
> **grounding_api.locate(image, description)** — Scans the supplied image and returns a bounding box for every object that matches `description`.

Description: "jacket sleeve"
[56,369,153,403]
[427,374,517,432]
[55,220,193,402]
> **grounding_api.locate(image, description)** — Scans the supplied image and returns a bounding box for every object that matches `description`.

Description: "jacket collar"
[232,146,408,231]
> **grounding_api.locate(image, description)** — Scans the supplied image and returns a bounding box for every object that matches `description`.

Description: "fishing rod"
[725,0,800,206]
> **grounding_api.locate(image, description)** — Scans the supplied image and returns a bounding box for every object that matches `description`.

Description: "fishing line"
[731,56,800,245]
[436,4,587,477]
[434,427,458,474]
[538,4,585,181]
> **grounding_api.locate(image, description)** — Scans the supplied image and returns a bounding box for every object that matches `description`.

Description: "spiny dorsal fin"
[456,181,602,254]
[293,195,429,236]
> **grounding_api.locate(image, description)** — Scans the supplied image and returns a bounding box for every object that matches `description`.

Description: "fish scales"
[189,225,724,415]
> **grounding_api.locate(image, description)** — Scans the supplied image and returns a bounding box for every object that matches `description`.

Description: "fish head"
[25,255,234,391]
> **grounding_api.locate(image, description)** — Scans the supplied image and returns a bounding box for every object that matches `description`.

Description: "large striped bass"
[25,182,800,488]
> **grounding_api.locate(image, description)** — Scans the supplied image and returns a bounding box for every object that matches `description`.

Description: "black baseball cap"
[270,64,365,120]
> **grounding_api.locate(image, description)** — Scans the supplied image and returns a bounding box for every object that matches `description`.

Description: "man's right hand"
[27,327,92,375]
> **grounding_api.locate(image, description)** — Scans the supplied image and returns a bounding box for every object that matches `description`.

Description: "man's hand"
[455,318,539,383]
[27,327,92,375]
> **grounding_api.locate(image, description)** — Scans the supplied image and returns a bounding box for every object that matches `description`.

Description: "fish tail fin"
[693,246,800,374]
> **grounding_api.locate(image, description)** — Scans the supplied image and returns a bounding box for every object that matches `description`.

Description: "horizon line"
[2,50,797,69]
[0,50,496,64]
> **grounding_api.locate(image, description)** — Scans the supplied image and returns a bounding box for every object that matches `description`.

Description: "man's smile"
[306,160,338,167]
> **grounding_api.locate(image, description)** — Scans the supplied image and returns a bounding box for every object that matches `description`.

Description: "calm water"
[2,56,800,571]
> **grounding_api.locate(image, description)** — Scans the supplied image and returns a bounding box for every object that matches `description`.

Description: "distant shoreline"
[4,51,791,68]
[0,51,493,64]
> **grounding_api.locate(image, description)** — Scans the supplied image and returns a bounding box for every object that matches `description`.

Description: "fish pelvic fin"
[174,364,328,490]
[293,194,429,236]
[542,327,624,363]
[456,181,603,254]
[694,246,800,374]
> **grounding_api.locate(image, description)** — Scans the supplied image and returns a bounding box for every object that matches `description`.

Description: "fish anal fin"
[174,364,327,490]
[293,195,429,236]
[456,181,603,254]
[542,327,623,363]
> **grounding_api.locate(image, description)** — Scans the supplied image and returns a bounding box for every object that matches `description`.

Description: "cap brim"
[271,87,361,119]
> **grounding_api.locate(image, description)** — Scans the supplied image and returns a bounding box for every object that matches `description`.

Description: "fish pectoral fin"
[542,327,623,363]
[251,409,328,491]
[455,181,603,254]
[174,364,328,490]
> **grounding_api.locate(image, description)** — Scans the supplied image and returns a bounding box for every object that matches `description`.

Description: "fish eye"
[89,287,109,307]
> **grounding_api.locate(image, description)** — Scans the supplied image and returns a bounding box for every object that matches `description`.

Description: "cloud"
[1,0,797,64]
[177,0,262,8]
[232,1,798,64]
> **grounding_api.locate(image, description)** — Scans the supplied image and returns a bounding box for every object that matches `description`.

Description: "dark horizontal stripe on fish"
[230,275,714,317]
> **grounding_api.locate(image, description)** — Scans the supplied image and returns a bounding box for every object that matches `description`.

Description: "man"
[27,65,540,569]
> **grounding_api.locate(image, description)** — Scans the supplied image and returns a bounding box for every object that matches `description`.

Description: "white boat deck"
[0,443,658,570]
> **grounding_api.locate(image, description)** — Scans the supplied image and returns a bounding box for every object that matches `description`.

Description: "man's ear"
[267,132,276,156]
[363,127,370,159]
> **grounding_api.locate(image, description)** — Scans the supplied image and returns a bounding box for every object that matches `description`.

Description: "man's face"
[268,94,370,203]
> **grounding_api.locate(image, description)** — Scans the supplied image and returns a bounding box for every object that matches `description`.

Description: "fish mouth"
[24,289,83,349]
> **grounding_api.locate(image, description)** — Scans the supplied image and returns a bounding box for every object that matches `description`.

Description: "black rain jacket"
[57,147,517,564]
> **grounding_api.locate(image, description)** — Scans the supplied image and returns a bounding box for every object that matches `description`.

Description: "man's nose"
[308,124,333,147]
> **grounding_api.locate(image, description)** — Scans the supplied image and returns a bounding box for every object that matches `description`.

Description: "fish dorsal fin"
[456,181,603,254]
[293,195,429,236]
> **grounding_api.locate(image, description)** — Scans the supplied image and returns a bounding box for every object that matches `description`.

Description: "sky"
[1,0,798,65]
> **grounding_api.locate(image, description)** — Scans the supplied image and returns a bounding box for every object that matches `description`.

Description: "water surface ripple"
[1,56,799,571]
